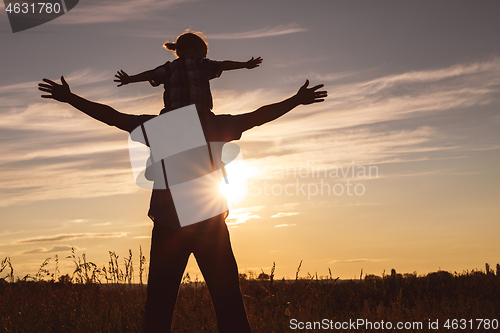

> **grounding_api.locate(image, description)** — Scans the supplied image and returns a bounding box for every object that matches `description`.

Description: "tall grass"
[1,251,499,332]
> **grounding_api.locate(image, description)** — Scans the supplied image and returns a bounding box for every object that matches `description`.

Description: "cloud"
[22,245,76,255]
[240,205,266,212]
[53,0,195,25]
[1,68,109,96]
[308,67,383,83]
[8,232,127,245]
[273,202,301,210]
[2,57,498,207]
[271,212,299,218]
[330,258,387,264]
[240,126,443,181]
[228,58,500,180]
[253,57,500,142]
[360,59,500,90]
[271,56,327,69]
[226,208,260,226]
[126,24,307,41]
[0,69,163,207]
[274,224,296,228]
[209,24,307,40]
[0,159,138,207]
[212,88,278,116]
[69,219,88,224]
[92,222,112,227]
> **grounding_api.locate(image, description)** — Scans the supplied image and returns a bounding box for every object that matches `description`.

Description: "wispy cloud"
[241,126,442,181]
[6,232,127,246]
[227,57,500,179]
[273,202,301,210]
[251,57,500,142]
[226,208,260,226]
[271,56,327,69]
[209,24,307,40]
[2,57,499,208]
[0,69,162,207]
[0,155,138,207]
[53,0,196,25]
[240,205,266,212]
[22,245,76,255]
[361,59,500,88]
[125,23,307,41]
[212,88,278,116]
[271,212,299,218]
[1,68,109,96]
[330,258,387,264]
[69,219,89,224]
[274,224,296,228]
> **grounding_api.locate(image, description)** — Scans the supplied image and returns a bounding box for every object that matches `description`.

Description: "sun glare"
[219,161,254,208]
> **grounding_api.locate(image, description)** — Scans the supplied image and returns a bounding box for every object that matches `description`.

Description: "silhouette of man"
[38,77,327,332]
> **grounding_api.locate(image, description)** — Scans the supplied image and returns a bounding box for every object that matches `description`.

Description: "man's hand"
[245,57,263,69]
[295,80,327,105]
[38,76,72,102]
[114,70,131,87]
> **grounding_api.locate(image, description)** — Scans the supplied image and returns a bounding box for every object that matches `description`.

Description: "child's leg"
[193,224,251,333]
[144,224,191,333]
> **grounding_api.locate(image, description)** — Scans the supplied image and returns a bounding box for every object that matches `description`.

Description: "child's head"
[164,31,208,58]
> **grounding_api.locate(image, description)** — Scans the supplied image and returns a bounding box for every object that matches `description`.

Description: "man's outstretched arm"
[38,76,131,132]
[240,80,327,132]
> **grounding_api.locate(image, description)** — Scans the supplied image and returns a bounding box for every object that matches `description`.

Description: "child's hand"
[38,76,72,102]
[246,57,263,69]
[114,70,131,87]
[295,80,327,105]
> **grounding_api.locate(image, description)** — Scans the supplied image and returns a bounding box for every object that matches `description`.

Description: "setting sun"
[219,160,254,209]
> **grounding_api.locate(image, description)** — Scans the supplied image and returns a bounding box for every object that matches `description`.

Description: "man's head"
[164,31,208,58]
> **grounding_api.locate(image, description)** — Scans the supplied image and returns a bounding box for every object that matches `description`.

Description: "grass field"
[1,252,499,332]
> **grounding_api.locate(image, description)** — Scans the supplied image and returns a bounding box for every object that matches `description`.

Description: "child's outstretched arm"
[39,76,132,132]
[240,80,327,132]
[114,69,155,87]
[220,57,263,72]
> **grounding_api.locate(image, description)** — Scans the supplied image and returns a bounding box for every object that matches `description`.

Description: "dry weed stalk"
[0,256,14,282]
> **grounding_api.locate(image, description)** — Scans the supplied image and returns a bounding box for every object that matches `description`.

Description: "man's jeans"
[144,223,251,332]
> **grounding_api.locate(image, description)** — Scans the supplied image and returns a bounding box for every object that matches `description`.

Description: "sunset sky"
[1,0,499,281]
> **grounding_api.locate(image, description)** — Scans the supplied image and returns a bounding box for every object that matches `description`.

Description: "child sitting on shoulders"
[114,30,262,117]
